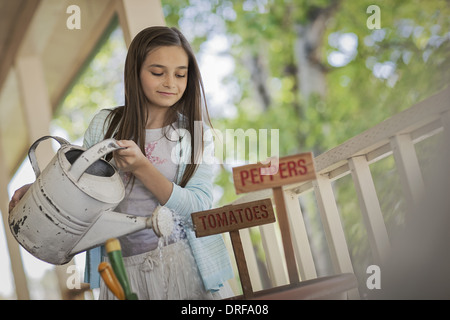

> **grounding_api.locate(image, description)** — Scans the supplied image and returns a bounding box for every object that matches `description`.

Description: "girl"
[10,26,234,300]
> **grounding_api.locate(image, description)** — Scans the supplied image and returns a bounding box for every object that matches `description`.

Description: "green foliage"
[323,0,450,148]
[161,0,450,290]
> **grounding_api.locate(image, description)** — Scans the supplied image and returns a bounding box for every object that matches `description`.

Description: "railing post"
[285,190,317,280]
[259,223,289,286]
[390,134,425,208]
[313,174,353,275]
[349,156,390,265]
[240,228,264,292]
[313,174,360,299]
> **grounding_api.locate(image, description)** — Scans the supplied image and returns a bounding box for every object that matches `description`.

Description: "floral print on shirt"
[122,141,167,184]
[145,141,167,165]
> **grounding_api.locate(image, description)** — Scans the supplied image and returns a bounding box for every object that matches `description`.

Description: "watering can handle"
[68,138,124,181]
[28,135,70,178]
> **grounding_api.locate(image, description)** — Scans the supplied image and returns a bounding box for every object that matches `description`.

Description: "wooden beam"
[15,55,54,166]
[0,135,30,300]
[0,0,41,95]
[49,0,118,109]
[115,0,166,47]
[9,54,55,300]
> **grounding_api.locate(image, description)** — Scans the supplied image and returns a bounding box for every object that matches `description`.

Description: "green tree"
[162,0,450,293]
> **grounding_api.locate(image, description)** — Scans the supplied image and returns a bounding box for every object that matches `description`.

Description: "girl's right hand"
[113,140,148,174]
[8,183,32,213]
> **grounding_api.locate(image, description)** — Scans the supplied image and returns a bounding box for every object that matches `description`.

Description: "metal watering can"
[9,136,174,265]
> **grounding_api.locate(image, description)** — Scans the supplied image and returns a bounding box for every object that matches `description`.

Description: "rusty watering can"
[9,136,174,265]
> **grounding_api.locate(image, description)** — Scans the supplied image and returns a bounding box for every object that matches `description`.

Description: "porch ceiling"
[0,0,119,178]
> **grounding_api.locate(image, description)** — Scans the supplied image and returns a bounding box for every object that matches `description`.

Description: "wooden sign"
[231,152,317,287]
[191,198,276,298]
[191,198,275,238]
[232,152,316,194]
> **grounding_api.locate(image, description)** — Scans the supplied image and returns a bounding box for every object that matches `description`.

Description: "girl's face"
[140,45,189,111]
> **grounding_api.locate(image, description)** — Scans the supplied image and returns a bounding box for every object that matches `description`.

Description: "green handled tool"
[105,238,138,300]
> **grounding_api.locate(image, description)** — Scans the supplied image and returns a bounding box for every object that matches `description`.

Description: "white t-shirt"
[114,125,179,257]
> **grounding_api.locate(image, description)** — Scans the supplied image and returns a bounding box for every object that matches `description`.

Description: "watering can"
[9,136,174,265]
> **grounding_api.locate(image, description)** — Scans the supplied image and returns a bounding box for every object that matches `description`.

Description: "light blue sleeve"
[164,126,214,224]
[164,130,234,291]
[83,109,112,148]
[164,164,214,226]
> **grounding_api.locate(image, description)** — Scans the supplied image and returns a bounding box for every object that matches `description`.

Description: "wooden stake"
[229,230,254,298]
[272,187,300,284]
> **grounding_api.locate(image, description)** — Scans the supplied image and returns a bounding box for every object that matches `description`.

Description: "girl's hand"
[113,140,148,173]
[114,140,173,205]
[9,183,32,213]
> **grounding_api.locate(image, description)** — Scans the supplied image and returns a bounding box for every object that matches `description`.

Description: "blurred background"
[0,0,449,299]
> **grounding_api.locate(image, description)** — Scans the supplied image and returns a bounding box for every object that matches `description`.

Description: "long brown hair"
[104,26,211,187]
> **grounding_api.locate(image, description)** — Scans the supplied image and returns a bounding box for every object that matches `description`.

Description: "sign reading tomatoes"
[191,198,275,237]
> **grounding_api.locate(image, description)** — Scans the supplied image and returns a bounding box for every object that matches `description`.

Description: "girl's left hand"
[113,140,147,173]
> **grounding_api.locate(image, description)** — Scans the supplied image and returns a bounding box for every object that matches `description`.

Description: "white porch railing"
[223,87,450,299]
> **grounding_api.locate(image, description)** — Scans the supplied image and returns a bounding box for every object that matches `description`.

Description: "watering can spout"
[70,211,150,255]
[70,206,174,256]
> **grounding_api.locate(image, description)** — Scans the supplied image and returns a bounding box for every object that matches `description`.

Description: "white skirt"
[99,240,232,300]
